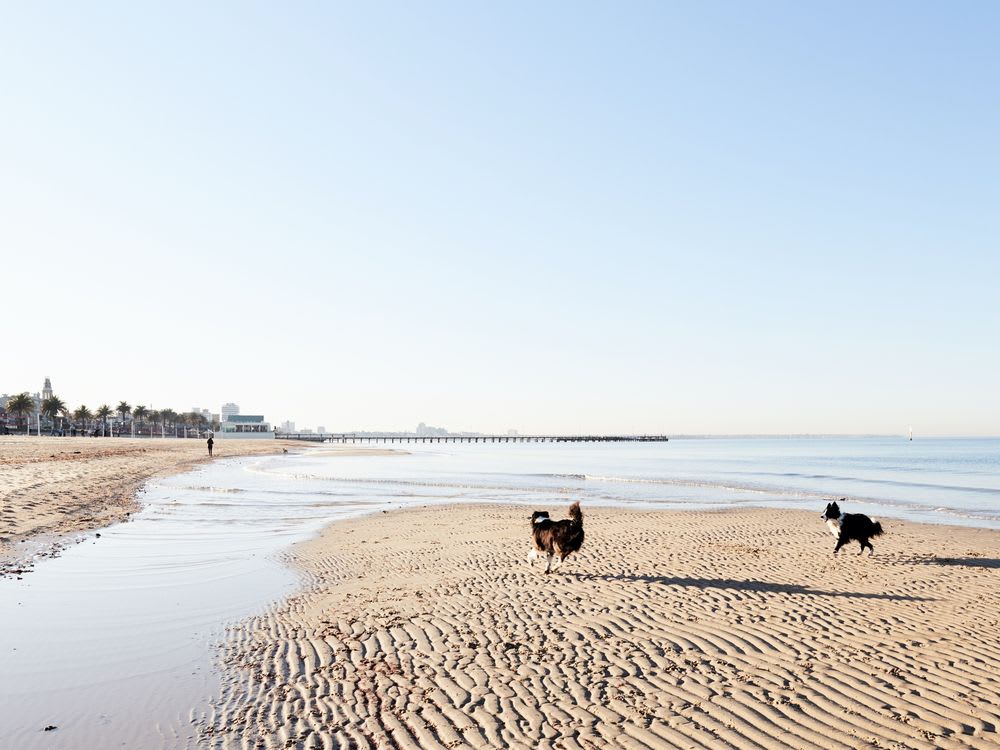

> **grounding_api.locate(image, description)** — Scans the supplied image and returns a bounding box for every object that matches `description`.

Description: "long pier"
[281,434,669,444]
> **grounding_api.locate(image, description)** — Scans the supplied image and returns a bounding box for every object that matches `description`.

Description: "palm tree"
[132,405,149,437]
[149,410,162,438]
[115,401,132,434]
[41,396,67,435]
[5,392,35,434]
[161,408,177,437]
[96,404,112,436]
[74,405,93,435]
[116,401,131,435]
[182,411,204,438]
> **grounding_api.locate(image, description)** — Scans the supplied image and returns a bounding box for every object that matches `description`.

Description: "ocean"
[252,436,1000,529]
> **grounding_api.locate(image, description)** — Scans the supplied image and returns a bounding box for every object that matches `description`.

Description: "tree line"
[2,392,214,437]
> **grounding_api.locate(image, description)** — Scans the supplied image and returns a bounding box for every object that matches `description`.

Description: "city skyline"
[3,4,998,436]
[0,374,970,438]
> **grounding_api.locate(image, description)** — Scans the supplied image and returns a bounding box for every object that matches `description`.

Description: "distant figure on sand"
[207,435,214,457]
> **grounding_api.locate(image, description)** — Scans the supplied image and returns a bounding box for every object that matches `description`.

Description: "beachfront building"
[221,402,240,422]
[217,414,274,439]
[0,381,46,433]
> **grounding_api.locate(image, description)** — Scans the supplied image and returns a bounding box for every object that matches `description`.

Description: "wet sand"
[208,504,1000,750]
[0,436,307,572]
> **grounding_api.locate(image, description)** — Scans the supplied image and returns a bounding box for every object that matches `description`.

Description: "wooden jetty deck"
[281,434,669,444]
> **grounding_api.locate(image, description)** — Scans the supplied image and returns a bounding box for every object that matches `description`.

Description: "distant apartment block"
[221,402,240,423]
[280,420,296,433]
[416,422,449,437]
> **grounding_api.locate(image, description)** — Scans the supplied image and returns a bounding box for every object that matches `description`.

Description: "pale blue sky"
[2,2,997,435]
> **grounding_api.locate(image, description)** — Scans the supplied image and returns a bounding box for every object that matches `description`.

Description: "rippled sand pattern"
[205,506,1000,749]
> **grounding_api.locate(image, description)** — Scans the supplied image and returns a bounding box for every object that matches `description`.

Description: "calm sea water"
[268,437,1000,529]
[2,436,998,748]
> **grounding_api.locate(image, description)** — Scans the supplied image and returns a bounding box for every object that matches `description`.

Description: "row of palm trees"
[3,392,214,437]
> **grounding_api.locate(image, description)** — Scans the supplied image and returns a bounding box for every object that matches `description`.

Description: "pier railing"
[279,434,668,444]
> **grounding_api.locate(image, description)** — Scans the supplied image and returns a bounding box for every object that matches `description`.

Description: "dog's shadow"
[905,556,1000,570]
[571,572,935,601]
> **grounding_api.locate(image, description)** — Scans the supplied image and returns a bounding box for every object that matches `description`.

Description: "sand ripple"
[203,506,1000,749]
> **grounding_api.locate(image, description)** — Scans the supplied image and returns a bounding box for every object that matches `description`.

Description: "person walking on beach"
[207,434,214,457]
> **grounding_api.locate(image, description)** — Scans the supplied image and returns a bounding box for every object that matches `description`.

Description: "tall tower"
[42,377,53,401]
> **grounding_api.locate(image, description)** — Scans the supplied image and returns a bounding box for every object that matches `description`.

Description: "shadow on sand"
[920,556,1000,570]
[571,572,935,601]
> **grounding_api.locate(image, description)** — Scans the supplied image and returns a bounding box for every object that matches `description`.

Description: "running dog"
[822,499,884,556]
[528,502,584,573]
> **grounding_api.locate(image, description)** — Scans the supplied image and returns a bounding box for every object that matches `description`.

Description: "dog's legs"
[834,533,848,555]
[866,540,875,556]
[528,548,537,566]
[544,553,553,574]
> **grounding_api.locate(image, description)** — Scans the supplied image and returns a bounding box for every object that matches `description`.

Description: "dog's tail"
[568,501,582,526]
[872,521,884,537]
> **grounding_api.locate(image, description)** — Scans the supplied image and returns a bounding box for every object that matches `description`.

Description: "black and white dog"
[822,499,884,556]
[528,502,584,573]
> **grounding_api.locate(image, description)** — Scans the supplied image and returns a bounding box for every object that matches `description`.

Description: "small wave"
[749,470,1000,496]
[244,468,532,494]
[174,485,247,494]
[583,475,818,498]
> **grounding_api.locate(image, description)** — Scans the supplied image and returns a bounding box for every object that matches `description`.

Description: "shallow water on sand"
[0,452,382,749]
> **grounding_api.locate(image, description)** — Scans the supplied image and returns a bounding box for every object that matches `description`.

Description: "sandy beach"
[206,504,1000,750]
[0,436,306,572]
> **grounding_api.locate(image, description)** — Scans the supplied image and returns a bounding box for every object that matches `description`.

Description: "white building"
[221,402,240,423]
[280,420,296,433]
[316,426,326,434]
[217,413,274,439]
